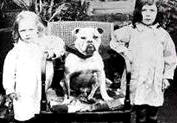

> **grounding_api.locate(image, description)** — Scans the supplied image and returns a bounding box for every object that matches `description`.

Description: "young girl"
[2,11,65,122]
[110,0,177,123]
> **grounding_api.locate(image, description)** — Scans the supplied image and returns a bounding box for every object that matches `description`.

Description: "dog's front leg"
[62,73,71,104]
[88,73,99,100]
[45,61,54,91]
[99,71,113,101]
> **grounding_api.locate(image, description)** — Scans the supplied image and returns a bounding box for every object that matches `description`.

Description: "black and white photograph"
[0,0,177,123]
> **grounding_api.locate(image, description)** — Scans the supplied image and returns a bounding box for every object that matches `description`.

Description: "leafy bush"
[1,0,89,22]
[161,0,177,46]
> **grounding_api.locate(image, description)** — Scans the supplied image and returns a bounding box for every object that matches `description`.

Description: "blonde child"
[2,11,64,122]
[110,0,177,123]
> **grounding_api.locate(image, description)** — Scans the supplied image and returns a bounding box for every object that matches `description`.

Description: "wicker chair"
[47,21,115,59]
[47,21,113,46]
[39,21,132,123]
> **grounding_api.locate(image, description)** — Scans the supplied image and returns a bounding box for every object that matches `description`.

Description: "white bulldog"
[62,27,112,102]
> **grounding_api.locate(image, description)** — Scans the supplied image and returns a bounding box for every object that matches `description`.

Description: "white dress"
[110,23,177,106]
[3,41,43,121]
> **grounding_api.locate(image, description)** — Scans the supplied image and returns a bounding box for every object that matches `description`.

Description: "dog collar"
[66,46,93,59]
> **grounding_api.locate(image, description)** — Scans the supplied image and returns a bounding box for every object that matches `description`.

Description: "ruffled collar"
[135,22,160,32]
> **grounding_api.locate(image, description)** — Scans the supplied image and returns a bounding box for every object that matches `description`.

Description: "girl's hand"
[112,40,132,62]
[9,93,18,100]
[162,79,170,92]
[44,51,56,60]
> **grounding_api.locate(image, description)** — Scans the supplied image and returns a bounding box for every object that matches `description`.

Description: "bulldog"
[61,27,112,103]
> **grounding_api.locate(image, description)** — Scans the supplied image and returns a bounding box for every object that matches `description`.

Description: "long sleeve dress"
[110,23,177,106]
[36,35,65,90]
[3,41,43,121]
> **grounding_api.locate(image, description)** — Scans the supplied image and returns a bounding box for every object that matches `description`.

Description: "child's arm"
[50,36,65,59]
[43,35,65,60]
[163,32,177,80]
[2,50,17,97]
[110,25,132,61]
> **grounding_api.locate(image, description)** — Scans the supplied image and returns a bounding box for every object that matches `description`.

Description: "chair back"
[47,21,114,59]
[47,21,114,46]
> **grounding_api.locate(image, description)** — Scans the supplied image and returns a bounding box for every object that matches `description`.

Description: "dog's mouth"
[85,44,96,56]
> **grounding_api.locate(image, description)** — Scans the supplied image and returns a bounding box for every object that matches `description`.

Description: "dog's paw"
[62,96,73,105]
[87,97,96,104]
[103,96,113,101]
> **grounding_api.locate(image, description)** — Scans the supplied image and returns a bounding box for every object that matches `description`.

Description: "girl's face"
[141,4,157,26]
[18,19,38,43]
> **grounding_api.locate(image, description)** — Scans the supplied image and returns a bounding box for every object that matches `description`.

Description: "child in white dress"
[110,0,177,122]
[3,11,65,122]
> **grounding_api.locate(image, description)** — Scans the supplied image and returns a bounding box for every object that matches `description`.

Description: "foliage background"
[0,0,90,27]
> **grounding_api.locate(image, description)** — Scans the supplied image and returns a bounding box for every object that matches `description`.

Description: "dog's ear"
[97,28,104,34]
[72,28,80,35]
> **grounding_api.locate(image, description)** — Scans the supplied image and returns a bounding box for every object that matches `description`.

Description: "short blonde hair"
[12,10,45,43]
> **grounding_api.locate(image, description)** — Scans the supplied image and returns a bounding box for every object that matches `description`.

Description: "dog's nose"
[87,40,93,43]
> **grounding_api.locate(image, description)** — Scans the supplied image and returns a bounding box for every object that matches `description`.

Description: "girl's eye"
[29,29,34,31]
[93,35,98,39]
[150,9,155,12]
[19,29,25,32]
[142,9,147,12]
[81,37,86,39]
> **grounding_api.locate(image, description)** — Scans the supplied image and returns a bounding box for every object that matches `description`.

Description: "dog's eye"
[93,35,98,39]
[81,37,86,40]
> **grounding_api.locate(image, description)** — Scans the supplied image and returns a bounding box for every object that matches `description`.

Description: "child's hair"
[132,0,164,28]
[12,10,45,43]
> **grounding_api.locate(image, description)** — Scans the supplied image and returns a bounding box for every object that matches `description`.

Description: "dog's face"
[72,27,104,56]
